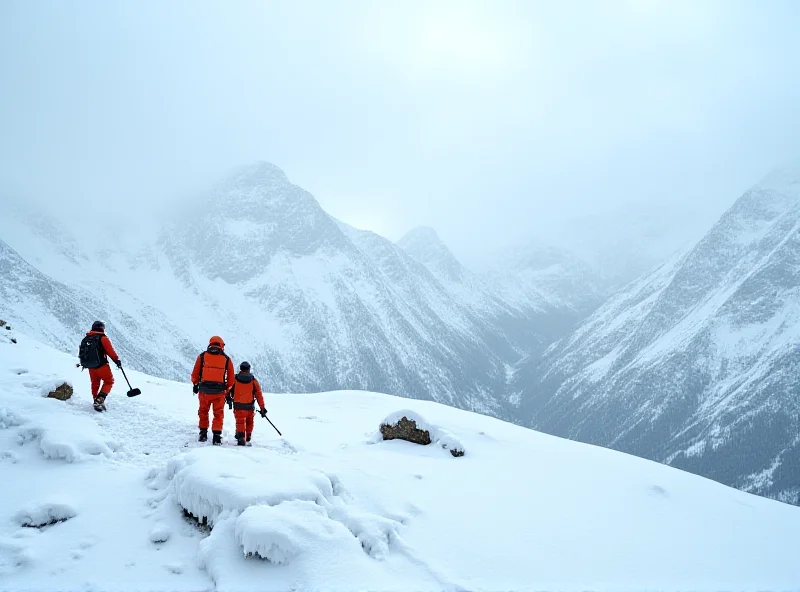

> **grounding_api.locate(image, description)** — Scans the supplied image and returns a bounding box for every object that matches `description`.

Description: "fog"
[2,0,799,272]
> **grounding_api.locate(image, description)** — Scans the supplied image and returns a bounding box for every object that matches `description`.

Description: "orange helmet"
[209,335,225,348]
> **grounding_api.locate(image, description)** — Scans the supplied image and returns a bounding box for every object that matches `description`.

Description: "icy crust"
[157,448,334,527]
[17,413,116,462]
[150,447,409,568]
[378,409,466,457]
[236,501,358,564]
[14,502,77,528]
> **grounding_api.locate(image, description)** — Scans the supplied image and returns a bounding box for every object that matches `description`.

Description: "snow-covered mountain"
[512,166,800,504]
[2,162,597,420]
[3,331,800,591]
[0,232,197,382]
[480,239,612,315]
[397,226,596,357]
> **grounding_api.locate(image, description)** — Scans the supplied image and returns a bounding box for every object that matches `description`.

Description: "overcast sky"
[2,0,799,270]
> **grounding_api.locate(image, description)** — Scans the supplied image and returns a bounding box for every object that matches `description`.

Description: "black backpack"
[79,334,105,369]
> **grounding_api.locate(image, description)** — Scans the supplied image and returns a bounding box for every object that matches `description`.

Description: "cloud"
[1,0,798,276]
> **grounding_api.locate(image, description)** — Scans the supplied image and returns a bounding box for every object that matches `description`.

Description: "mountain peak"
[229,160,289,183]
[398,226,465,283]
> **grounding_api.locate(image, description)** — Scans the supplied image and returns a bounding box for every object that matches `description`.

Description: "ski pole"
[262,413,282,436]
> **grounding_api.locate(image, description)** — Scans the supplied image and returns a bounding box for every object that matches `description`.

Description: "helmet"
[240,361,251,372]
[92,320,105,332]
[208,335,225,348]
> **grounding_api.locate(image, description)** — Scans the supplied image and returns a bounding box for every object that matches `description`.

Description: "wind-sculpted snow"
[514,166,800,505]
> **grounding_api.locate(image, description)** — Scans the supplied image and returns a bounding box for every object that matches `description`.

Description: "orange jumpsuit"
[230,373,265,442]
[191,339,235,433]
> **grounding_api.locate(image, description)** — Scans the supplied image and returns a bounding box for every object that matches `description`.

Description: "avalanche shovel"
[120,367,142,397]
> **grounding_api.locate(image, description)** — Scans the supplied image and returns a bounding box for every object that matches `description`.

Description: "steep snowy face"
[397,227,465,283]
[0,239,197,381]
[396,225,584,360]
[159,161,352,284]
[513,166,800,505]
[481,240,611,316]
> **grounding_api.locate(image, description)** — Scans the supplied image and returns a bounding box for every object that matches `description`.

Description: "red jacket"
[86,331,119,364]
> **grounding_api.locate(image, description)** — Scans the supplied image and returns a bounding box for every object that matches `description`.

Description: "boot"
[212,431,222,446]
[93,393,107,412]
[198,428,208,442]
[235,432,245,446]
[246,434,252,447]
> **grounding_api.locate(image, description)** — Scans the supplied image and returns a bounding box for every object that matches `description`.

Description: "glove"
[192,384,199,394]
[114,359,122,369]
[225,392,233,409]
[259,408,267,418]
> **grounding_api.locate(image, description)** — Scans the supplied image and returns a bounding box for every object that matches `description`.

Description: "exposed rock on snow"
[15,502,77,528]
[46,382,73,401]
[380,415,432,445]
[379,410,465,457]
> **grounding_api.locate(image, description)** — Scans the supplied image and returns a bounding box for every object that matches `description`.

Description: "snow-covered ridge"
[513,164,800,506]
[2,331,800,591]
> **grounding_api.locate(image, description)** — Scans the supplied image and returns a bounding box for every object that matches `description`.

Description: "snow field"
[3,334,800,591]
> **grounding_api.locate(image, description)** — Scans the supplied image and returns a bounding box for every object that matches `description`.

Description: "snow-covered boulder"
[378,410,465,457]
[15,502,77,528]
[160,448,335,527]
[235,501,358,565]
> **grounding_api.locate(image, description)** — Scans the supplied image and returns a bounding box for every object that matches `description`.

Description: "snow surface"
[2,332,800,591]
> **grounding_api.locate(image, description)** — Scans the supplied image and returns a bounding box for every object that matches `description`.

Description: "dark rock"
[47,383,73,401]
[380,416,432,445]
[449,448,465,457]
[0,320,5,328]
[10,338,17,344]
[183,508,211,533]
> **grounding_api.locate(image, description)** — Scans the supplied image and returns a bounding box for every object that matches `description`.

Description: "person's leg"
[211,395,225,444]
[245,410,254,443]
[97,364,114,396]
[234,409,246,445]
[88,368,101,397]
[198,394,211,430]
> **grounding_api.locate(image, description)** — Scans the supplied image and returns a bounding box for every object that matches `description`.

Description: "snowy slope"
[480,239,612,315]
[0,235,197,381]
[3,331,800,592]
[397,226,585,359]
[513,166,800,504]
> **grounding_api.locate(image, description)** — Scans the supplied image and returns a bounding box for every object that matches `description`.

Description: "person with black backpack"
[78,320,122,412]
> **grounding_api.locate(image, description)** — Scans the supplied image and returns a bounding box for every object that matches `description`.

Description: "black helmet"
[240,361,251,372]
[91,320,105,332]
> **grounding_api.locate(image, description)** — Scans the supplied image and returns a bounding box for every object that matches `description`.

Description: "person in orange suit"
[78,320,122,412]
[225,361,266,446]
[191,336,235,445]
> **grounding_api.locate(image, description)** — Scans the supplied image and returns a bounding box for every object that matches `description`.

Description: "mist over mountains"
[4,161,800,507]
[1,161,608,420]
